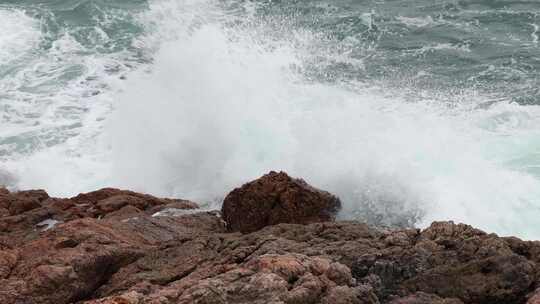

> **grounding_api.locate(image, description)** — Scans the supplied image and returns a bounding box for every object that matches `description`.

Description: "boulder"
[222,171,341,233]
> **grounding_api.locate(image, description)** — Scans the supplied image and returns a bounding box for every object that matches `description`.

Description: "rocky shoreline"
[1,171,540,304]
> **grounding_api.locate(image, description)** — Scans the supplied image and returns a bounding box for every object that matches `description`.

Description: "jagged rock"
[528,288,540,304]
[171,253,375,304]
[388,292,464,304]
[0,188,199,248]
[1,175,540,304]
[352,221,537,303]
[222,171,341,233]
[0,187,9,195]
[0,189,49,216]
[72,188,198,218]
[0,212,225,304]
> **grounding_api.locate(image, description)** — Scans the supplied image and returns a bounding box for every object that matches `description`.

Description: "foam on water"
[395,16,436,28]
[1,5,137,194]
[412,43,472,56]
[0,9,41,65]
[103,0,540,238]
[2,0,540,239]
[532,23,539,44]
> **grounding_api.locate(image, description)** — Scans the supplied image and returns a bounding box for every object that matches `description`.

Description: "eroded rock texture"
[222,171,341,233]
[1,172,540,304]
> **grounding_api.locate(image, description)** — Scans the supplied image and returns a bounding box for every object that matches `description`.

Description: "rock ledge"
[1,172,539,304]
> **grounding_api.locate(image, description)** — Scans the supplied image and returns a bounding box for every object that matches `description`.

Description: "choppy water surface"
[1,0,540,238]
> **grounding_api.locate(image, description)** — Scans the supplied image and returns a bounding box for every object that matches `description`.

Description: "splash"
[3,0,540,239]
[103,0,540,237]
[532,23,539,44]
[0,9,41,65]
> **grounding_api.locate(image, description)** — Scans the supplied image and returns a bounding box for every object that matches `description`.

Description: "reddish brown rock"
[0,189,49,216]
[71,188,197,212]
[0,249,18,279]
[0,211,225,304]
[2,176,540,304]
[0,188,199,249]
[352,221,537,303]
[321,285,379,304]
[222,171,341,233]
[388,292,464,304]
[103,205,143,220]
[528,288,540,304]
[82,291,144,304]
[139,253,377,304]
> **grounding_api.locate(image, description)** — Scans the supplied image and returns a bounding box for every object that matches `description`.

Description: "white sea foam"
[99,0,540,238]
[1,10,133,196]
[396,16,435,28]
[413,43,472,55]
[37,218,62,231]
[3,0,540,239]
[0,9,41,65]
[532,23,539,44]
[152,208,204,217]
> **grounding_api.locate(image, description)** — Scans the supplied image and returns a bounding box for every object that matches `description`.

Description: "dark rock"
[0,187,9,195]
[388,292,464,304]
[71,188,197,211]
[528,288,540,304]
[352,221,537,303]
[103,205,143,220]
[222,171,341,233]
[0,189,49,216]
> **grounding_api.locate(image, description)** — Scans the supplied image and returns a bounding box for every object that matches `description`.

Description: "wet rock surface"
[1,172,540,304]
[222,171,341,233]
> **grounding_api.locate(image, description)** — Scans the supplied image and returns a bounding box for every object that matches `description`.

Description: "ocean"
[1,0,540,238]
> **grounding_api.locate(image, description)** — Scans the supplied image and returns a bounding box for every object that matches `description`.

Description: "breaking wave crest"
[2,0,540,238]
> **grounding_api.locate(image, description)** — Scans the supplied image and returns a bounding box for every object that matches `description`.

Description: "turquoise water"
[1,0,540,238]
